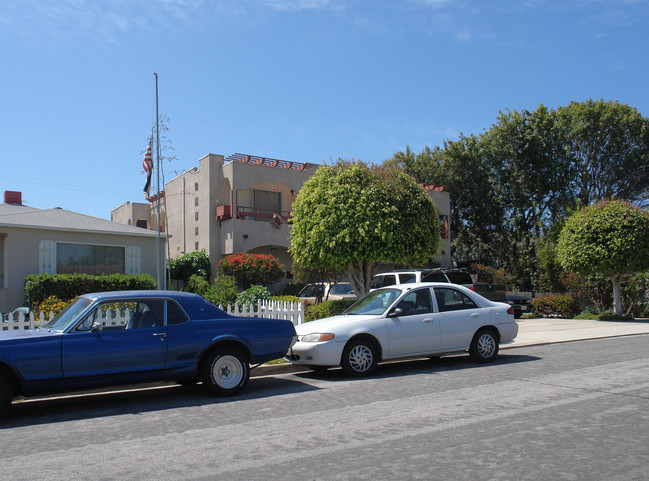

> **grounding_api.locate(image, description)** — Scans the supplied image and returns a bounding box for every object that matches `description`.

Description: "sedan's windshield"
[344,288,401,316]
[45,297,92,331]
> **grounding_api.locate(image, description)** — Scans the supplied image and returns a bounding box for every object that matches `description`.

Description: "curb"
[252,330,649,377]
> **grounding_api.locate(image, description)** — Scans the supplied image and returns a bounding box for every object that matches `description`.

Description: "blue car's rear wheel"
[201,349,250,396]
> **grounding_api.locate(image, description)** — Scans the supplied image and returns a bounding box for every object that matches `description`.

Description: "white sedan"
[286,282,519,376]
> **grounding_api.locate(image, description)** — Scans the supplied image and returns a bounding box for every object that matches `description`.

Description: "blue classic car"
[0,291,297,413]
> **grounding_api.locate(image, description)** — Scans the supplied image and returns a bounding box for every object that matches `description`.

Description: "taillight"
[470,285,476,291]
[507,307,514,315]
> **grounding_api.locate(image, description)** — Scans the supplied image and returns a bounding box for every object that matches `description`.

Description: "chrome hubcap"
[212,355,243,389]
[477,334,496,358]
[349,345,373,372]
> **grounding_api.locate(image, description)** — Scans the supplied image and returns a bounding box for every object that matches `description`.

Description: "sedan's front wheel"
[341,338,378,377]
[469,328,499,363]
[201,348,250,396]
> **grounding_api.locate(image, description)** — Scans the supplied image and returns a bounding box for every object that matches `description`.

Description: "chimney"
[4,191,22,205]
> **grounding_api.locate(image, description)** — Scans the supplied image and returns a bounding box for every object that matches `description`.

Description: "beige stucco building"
[111,153,452,290]
[0,191,165,313]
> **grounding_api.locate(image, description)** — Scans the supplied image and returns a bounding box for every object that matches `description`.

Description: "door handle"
[423,318,434,323]
[152,333,167,340]
[471,313,480,318]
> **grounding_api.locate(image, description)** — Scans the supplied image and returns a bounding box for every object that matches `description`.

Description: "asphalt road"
[1,335,648,480]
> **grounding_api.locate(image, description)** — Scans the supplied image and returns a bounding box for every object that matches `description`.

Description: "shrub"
[184,274,210,296]
[236,285,272,311]
[531,294,579,318]
[33,295,71,318]
[216,253,284,289]
[167,250,211,283]
[575,311,633,321]
[204,275,238,308]
[305,299,356,322]
[24,273,157,309]
[560,272,611,314]
[271,295,301,303]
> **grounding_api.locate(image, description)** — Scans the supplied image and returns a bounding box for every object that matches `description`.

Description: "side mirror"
[389,307,404,318]
[91,321,103,333]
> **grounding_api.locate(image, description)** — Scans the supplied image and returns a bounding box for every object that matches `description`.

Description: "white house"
[0,191,165,313]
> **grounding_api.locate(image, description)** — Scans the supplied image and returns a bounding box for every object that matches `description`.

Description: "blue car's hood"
[0,328,62,341]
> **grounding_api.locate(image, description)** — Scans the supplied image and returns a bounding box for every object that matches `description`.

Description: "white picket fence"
[220,300,304,326]
[1,300,304,331]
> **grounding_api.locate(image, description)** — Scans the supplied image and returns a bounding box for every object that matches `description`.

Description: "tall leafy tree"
[555,99,649,207]
[556,200,649,315]
[290,160,441,296]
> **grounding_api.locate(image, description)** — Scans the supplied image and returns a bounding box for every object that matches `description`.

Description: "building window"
[57,243,125,275]
[195,212,199,221]
[136,219,148,229]
[194,182,199,191]
[195,227,199,236]
[195,242,199,250]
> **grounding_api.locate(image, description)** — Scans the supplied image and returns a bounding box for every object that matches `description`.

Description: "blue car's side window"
[167,300,189,325]
[126,300,164,329]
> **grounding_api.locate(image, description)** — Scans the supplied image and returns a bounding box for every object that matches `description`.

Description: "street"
[1,335,648,480]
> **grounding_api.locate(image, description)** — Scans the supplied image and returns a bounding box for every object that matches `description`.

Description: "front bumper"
[285,340,344,366]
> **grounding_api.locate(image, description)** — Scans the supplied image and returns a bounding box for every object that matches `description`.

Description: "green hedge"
[24,273,157,308]
[305,299,356,322]
[531,294,579,318]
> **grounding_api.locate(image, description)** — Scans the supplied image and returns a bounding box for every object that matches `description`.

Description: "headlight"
[300,333,335,342]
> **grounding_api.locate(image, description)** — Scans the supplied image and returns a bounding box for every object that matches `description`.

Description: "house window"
[57,243,125,275]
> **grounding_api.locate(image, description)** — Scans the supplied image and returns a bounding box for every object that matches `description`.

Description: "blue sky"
[2,0,648,219]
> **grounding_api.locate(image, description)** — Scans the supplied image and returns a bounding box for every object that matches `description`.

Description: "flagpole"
[154,73,166,290]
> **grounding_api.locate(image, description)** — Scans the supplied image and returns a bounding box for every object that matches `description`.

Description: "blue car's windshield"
[344,288,401,316]
[45,297,92,331]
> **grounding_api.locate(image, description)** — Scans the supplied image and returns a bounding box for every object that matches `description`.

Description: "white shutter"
[125,246,142,274]
[39,240,56,274]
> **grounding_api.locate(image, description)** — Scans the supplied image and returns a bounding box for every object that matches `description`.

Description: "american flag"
[143,138,153,200]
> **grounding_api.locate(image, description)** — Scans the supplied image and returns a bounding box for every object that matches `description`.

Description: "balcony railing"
[236,206,291,221]
[215,204,292,222]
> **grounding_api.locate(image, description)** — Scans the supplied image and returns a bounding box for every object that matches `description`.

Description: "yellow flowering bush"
[33,295,71,319]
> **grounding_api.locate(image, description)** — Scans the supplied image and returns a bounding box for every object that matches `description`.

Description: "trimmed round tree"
[289,160,441,296]
[557,200,649,316]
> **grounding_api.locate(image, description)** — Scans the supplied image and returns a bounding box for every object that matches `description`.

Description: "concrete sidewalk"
[508,317,649,348]
[253,317,649,377]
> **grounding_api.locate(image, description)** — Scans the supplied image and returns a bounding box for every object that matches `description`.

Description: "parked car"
[0,290,297,414]
[2,307,30,322]
[506,293,530,319]
[286,282,518,376]
[371,268,513,310]
[370,268,474,290]
[298,282,357,305]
